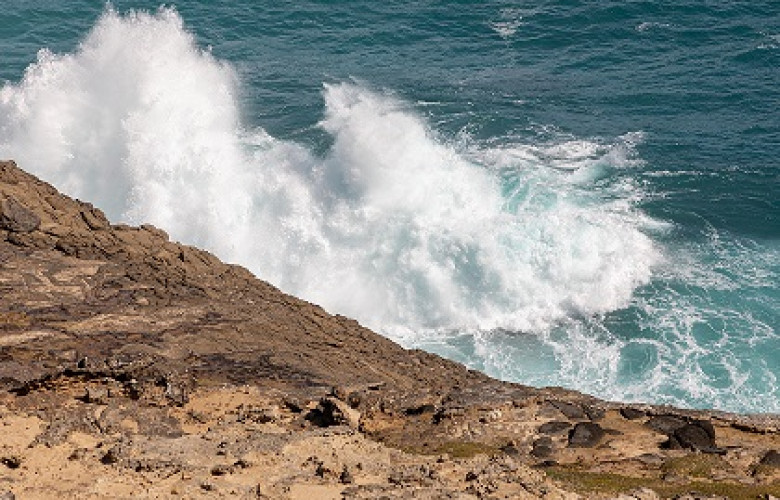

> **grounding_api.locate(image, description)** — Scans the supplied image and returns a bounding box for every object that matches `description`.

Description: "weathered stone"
[0,491,15,500]
[550,400,586,419]
[568,422,605,448]
[83,386,110,405]
[668,423,718,452]
[307,397,360,428]
[760,450,780,466]
[538,421,572,435]
[81,207,109,230]
[645,415,687,435]
[531,437,554,458]
[1,456,21,469]
[340,465,354,484]
[100,445,122,465]
[0,196,40,233]
[585,406,605,421]
[620,408,646,420]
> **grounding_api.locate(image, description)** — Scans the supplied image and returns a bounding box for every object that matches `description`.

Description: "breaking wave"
[12,7,776,414]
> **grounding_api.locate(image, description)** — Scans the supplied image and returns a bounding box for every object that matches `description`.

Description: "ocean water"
[0,2,777,414]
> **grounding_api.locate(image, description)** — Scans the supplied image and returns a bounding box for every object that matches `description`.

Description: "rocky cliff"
[0,160,778,499]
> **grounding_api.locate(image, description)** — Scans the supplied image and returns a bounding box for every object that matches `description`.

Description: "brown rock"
[646,415,687,435]
[620,408,646,420]
[538,420,572,435]
[0,196,40,233]
[568,422,605,448]
[550,400,586,419]
[760,450,780,466]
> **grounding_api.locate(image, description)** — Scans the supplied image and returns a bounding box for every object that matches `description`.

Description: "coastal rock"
[665,421,721,453]
[646,415,687,435]
[620,408,646,420]
[538,420,572,434]
[568,422,605,448]
[2,160,780,499]
[550,400,586,419]
[760,450,780,466]
[0,196,39,233]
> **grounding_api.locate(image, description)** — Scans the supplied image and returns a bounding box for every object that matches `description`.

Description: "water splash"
[4,7,775,413]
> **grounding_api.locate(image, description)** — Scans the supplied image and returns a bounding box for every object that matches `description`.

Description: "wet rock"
[760,450,780,466]
[549,400,586,419]
[538,420,572,435]
[0,196,39,233]
[621,408,646,420]
[568,422,605,448]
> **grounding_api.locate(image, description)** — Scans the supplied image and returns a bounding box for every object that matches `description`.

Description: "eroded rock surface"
[1,160,779,499]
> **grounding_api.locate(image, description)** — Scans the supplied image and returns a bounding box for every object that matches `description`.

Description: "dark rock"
[0,196,39,233]
[340,465,354,484]
[465,471,479,481]
[692,419,715,439]
[668,423,718,452]
[549,400,586,419]
[405,403,436,416]
[1,456,21,469]
[210,464,233,476]
[538,420,572,434]
[306,397,359,428]
[584,406,605,421]
[568,422,605,448]
[500,441,521,456]
[620,408,646,420]
[233,459,252,469]
[100,445,122,465]
[759,450,780,466]
[646,415,687,435]
[531,437,554,458]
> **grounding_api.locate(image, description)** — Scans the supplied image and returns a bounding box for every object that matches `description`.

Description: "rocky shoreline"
[0,160,778,499]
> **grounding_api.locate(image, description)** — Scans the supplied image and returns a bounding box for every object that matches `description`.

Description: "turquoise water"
[1,2,777,413]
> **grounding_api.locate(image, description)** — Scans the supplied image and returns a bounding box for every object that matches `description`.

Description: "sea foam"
[16,8,778,411]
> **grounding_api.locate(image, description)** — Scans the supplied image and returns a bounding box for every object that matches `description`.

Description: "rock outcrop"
[1,160,778,499]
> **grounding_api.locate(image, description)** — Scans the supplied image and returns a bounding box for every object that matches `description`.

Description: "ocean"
[0,1,777,414]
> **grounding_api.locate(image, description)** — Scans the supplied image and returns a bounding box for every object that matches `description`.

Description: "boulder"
[760,450,780,467]
[568,422,605,448]
[0,196,39,233]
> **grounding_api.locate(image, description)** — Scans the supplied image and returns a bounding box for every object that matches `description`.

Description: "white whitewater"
[7,8,737,408]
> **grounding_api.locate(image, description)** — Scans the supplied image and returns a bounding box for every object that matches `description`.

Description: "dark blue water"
[1,1,777,413]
